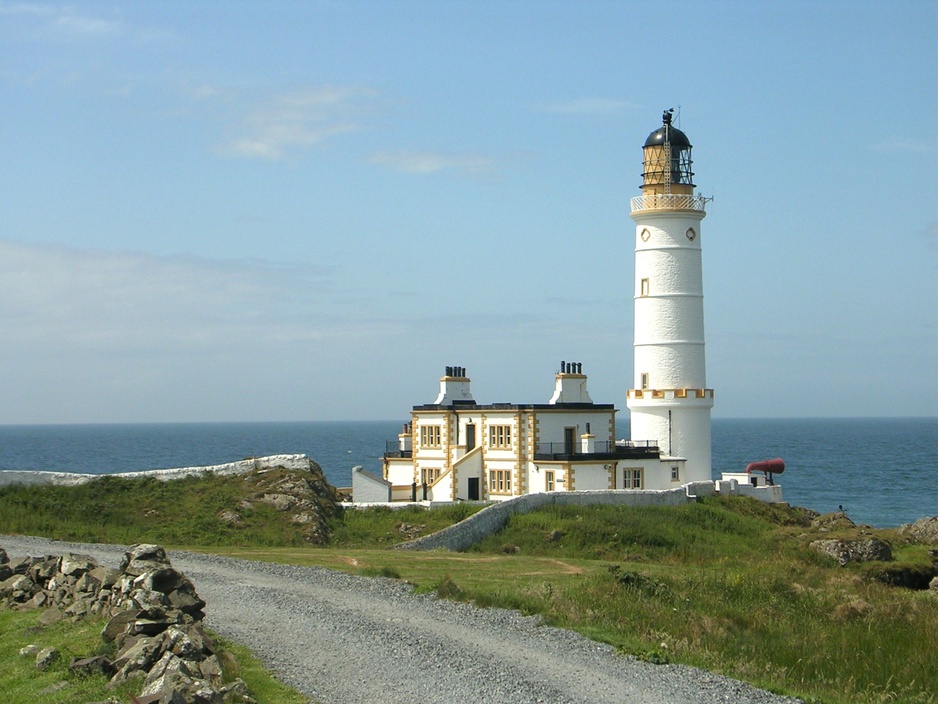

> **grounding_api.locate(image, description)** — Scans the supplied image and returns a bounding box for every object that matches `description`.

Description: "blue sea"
[0,418,935,528]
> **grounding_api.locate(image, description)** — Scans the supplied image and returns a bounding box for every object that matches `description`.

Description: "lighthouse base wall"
[628,401,712,483]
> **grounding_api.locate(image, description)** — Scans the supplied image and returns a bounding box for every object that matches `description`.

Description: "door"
[467,477,480,501]
[564,427,576,454]
[466,424,476,451]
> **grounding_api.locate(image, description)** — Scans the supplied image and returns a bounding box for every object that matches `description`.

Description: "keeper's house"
[353,363,688,503]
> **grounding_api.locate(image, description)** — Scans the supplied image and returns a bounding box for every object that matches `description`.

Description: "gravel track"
[2,535,802,704]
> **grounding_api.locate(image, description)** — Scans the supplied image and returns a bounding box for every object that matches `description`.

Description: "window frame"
[488,424,512,449]
[489,468,513,494]
[420,424,442,448]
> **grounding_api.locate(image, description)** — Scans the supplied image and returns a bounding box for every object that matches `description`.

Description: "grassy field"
[0,609,307,704]
[2,473,937,704]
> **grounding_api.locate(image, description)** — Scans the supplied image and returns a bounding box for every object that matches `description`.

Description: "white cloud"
[536,97,637,116]
[218,86,374,160]
[368,150,496,176]
[0,240,350,352]
[0,2,121,36]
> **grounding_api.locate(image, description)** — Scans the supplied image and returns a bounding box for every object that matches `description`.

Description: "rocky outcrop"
[1,543,254,704]
[810,537,893,565]
[899,516,938,545]
[228,465,343,544]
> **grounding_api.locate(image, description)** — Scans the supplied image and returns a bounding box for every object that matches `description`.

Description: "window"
[624,468,644,489]
[489,469,512,494]
[640,373,649,390]
[421,467,442,485]
[420,425,442,448]
[489,425,512,449]
[640,278,650,297]
[671,466,680,482]
[545,470,555,492]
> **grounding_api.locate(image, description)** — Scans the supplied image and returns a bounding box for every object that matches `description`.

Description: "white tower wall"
[627,114,713,484]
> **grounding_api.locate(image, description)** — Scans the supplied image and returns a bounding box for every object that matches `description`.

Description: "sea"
[0,418,935,528]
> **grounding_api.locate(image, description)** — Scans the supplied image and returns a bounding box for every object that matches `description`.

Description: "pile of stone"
[0,543,254,704]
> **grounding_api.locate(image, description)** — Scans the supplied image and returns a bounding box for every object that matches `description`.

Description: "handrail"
[630,194,709,213]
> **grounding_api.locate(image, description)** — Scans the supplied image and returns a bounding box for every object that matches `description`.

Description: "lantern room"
[641,109,695,195]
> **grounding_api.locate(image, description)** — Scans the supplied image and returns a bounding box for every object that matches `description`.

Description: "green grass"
[0,609,140,704]
[0,609,310,704]
[330,502,483,547]
[3,474,937,704]
[0,470,339,547]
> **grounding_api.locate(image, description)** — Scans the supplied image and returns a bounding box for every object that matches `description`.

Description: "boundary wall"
[0,454,312,487]
[396,481,716,552]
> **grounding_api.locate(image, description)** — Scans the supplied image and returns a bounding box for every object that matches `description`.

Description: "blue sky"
[1,0,935,424]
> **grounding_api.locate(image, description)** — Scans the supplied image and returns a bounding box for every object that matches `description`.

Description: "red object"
[745,458,785,475]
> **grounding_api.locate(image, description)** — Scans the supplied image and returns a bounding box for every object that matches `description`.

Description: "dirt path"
[1,536,802,704]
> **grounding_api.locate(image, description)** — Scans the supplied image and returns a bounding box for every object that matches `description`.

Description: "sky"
[1,0,936,425]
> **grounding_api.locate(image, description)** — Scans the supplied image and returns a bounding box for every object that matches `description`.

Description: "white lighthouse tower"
[627,110,714,483]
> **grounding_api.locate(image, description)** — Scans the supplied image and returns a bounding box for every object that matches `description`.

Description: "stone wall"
[1,543,254,703]
[0,454,314,487]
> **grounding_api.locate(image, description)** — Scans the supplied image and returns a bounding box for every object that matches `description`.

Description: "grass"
[0,609,310,704]
[3,474,937,704]
[0,609,140,704]
[0,470,338,547]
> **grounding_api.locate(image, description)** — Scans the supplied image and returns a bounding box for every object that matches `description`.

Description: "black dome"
[644,109,692,148]
[644,125,691,148]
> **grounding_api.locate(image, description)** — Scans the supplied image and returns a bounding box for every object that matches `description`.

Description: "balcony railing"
[384,440,412,459]
[534,440,659,461]
[630,194,709,213]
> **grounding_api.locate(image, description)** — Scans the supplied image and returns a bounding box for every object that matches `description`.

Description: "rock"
[35,646,61,671]
[60,553,98,577]
[0,547,8,563]
[19,644,41,657]
[899,516,938,545]
[0,563,12,581]
[219,510,242,524]
[546,529,565,542]
[120,545,170,576]
[103,609,142,642]
[811,512,856,533]
[69,655,115,677]
[89,565,121,590]
[261,493,295,511]
[111,635,163,676]
[139,652,201,697]
[929,576,938,591]
[200,654,223,682]
[811,537,893,565]
[30,556,59,582]
[39,607,64,626]
[3,543,247,704]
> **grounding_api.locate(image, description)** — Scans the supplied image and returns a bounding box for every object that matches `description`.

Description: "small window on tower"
[640,278,650,297]
[671,466,680,482]
[640,373,649,390]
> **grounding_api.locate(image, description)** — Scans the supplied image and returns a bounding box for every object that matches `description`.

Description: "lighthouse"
[627,110,713,483]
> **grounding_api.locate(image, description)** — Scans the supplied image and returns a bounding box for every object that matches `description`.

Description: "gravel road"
[2,535,802,704]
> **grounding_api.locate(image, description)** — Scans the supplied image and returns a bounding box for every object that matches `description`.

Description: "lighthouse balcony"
[630,194,708,214]
[628,388,714,409]
[628,388,713,400]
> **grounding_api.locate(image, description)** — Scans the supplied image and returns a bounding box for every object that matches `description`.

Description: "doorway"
[564,427,576,454]
[467,477,480,501]
[466,424,476,451]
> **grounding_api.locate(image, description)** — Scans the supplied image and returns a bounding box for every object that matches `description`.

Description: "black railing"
[384,440,412,459]
[534,440,659,461]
